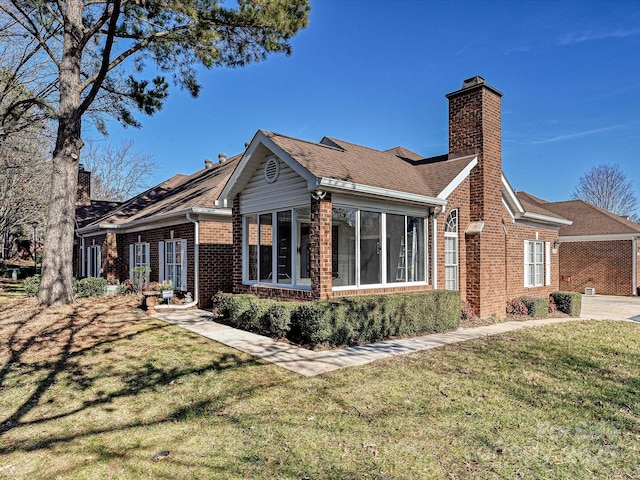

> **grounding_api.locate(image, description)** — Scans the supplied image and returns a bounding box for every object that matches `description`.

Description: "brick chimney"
[446,76,505,318]
[77,164,91,205]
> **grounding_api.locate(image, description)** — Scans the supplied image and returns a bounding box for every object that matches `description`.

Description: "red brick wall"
[559,240,635,296]
[122,224,195,285]
[506,225,559,300]
[199,220,234,305]
[118,220,232,308]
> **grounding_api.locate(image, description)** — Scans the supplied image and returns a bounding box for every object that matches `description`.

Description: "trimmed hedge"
[73,277,108,297]
[212,291,461,347]
[550,291,582,317]
[520,296,550,319]
[23,275,109,298]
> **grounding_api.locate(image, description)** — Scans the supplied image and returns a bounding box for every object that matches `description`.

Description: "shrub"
[73,277,108,297]
[461,300,476,321]
[214,291,461,348]
[23,275,41,296]
[506,298,528,316]
[260,303,295,338]
[548,295,557,313]
[116,283,133,295]
[550,291,582,317]
[520,296,549,319]
[291,303,332,346]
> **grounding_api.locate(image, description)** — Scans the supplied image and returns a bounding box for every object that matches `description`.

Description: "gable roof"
[79,155,240,231]
[531,197,640,238]
[221,130,478,205]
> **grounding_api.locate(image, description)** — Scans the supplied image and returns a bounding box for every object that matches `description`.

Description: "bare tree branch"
[572,163,638,219]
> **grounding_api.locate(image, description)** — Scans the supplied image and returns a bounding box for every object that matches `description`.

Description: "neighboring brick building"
[518,194,640,296]
[219,77,571,318]
[74,155,239,308]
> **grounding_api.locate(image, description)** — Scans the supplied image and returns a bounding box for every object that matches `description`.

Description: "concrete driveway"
[580,294,640,322]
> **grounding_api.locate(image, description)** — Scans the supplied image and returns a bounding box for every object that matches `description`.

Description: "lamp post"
[32,221,38,274]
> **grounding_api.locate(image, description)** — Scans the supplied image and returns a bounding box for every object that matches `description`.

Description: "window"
[242,207,311,288]
[332,206,427,288]
[160,239,187,291]
[524,240,551,288]
[87,245,101,277]
[387,214,426,283]
[444,210,458,291]
[332,207,356,287]
[129,242,150,283]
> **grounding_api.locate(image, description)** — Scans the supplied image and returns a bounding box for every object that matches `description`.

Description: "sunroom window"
[332,206,427,288]
[243,207,311,288]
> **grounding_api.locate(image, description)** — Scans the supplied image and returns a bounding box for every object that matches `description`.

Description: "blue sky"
[93,0,640,207]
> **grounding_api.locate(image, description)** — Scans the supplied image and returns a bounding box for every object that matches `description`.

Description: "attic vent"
[264,157,280,183]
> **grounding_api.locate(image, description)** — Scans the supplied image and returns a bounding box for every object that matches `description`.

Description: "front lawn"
[0,296,638,479]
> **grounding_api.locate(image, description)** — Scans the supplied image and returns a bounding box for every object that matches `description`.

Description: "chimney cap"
[445,76,503,99]
[462,76,485,88]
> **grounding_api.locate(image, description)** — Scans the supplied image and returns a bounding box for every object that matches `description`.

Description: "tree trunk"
[37,127,82,306]
[37,0,84,306]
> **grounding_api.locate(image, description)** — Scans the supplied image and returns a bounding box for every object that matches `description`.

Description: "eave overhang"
[76,207,231,235]
[317,177,447,207]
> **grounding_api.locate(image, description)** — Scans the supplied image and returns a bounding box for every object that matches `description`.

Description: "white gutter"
[156,213,200,310]
[518,212,573,226]
[560,233,640,242]
[317,178,447,207]
[77,206,231,235]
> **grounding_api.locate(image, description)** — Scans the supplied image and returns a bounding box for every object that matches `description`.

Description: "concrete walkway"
[153,295,639,377]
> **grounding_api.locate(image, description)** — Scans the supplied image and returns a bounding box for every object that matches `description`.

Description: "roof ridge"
[263,131,345,152]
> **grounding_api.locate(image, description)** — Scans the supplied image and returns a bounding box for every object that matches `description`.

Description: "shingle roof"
[537,198,640,237]
[85,155,240,227]
[516,191,570,222]
[76,200,122,228]
[263,131,476,198]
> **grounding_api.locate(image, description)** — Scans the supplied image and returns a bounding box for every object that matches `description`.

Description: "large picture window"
[243,207,311,288]
[332,206,427,288]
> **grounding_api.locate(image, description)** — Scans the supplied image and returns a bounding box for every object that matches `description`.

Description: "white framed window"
[159,239,187,291]
[129,242,150,283]
[87,244,101,278]
[332,206,428,289]
[242,207,311,288]
[444,210,459,291]
[524,240,551,287]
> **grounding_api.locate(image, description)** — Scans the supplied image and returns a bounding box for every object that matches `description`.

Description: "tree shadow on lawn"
[0,296,265,456]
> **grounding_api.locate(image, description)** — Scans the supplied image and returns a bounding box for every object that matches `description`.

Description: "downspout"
[75,219,85,277]
[156,213,199,310]
[431,206,444,289]
[633,237,638,296]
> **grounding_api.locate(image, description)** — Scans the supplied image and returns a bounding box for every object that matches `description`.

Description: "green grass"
[0,296,639,479]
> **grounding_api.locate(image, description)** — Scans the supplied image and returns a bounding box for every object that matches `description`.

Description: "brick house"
[74,155,239,308]
[218,77,571,318]
[517,193,640,296]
